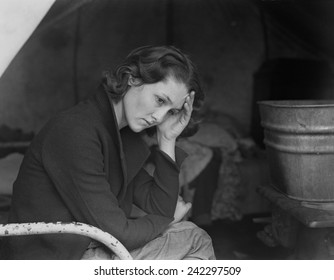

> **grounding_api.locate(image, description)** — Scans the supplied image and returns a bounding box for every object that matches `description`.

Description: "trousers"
[81,221,216,260]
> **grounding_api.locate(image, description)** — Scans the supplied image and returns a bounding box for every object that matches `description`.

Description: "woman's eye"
[156,96,165,105]
[169,109,180,115]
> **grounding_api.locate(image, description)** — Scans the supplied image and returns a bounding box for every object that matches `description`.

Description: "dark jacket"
[2,90,186,259]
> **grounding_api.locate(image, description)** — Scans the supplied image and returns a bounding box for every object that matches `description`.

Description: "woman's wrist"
[157,135,176,161]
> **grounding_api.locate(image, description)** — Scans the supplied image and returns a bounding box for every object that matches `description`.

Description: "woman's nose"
[151,109,168,123]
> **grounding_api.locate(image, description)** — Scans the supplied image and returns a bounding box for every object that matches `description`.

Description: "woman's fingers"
[172,199,192,224]
[185,202,192,213]
[189,90,195,105]
[181,91,195,123]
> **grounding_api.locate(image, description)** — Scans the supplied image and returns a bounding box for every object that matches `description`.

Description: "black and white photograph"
[1,0,334,272]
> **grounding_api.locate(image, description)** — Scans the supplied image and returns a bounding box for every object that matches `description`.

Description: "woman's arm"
[132,145,187,217]
[132,92,195,218]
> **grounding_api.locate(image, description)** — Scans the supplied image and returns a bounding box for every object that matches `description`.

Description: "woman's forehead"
[159,78,188,103]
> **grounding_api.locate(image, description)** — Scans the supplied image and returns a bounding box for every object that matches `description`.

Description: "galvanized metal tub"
[258,100,334,202]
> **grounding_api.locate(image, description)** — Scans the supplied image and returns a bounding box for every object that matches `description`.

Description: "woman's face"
[123,77,188,132]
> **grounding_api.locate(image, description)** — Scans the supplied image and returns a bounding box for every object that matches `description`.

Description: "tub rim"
[258,100,334,108]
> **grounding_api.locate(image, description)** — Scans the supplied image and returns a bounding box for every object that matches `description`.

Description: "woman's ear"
[128,75,138,86]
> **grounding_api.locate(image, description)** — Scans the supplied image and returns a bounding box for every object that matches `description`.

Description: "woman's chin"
[129,123,145,133]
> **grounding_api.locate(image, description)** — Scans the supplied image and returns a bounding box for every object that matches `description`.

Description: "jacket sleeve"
[41,117,174,251]
[132,146,188,217]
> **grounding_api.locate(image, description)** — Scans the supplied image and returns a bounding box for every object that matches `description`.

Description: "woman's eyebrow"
[162,94,189,104]
[162,94,172,104]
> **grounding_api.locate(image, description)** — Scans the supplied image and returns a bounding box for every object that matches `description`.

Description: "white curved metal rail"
[0,222,133,260]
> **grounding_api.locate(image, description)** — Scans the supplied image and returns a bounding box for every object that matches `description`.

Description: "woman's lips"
[143,119,152,126]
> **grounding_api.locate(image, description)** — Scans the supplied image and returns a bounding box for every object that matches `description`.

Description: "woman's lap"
[81,221,215,260]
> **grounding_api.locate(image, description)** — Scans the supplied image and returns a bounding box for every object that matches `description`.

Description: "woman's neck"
[112,100,127,130]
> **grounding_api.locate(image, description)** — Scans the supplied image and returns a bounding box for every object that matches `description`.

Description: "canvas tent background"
[1,0,333,137]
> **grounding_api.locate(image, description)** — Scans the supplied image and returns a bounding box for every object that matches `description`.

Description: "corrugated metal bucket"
[258,100,334,202]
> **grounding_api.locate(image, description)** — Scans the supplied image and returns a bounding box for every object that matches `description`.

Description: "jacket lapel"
[93,89,150,202]
[93,90,127,196]
[121,127,150,187]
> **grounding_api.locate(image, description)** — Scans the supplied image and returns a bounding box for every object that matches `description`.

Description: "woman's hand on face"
[171,196,192,225]
[157,91,195,142]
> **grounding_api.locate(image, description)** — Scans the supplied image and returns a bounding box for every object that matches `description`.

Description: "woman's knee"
[168,221,213,245]
[177,222,215,260]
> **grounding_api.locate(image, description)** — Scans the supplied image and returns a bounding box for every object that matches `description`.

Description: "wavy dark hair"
[101,45,204,137]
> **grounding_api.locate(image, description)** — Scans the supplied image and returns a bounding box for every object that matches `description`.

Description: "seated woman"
[1,46,215,260]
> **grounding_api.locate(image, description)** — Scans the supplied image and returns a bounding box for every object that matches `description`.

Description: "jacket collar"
[93,89,150,200]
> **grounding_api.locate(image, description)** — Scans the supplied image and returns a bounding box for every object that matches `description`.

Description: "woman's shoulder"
[34,103,104,147]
